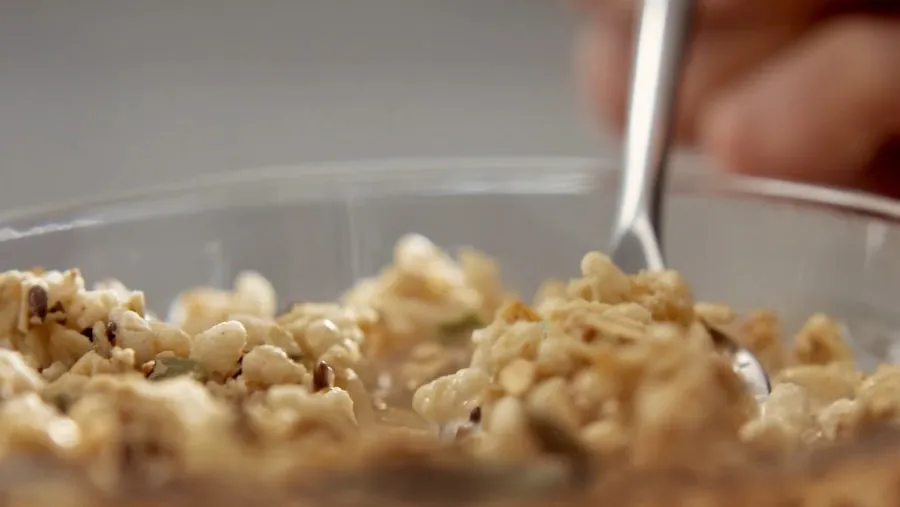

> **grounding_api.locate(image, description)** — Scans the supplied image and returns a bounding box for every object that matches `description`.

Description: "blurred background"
[4,0,900,367]
[0,0,604,210]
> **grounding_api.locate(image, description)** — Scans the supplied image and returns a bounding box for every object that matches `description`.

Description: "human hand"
[573,0,900,195]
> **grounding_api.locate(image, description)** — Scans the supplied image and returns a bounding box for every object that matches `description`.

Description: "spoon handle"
[611,0,694,272]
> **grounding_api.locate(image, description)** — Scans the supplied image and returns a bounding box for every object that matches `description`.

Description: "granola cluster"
[0,233,895,505]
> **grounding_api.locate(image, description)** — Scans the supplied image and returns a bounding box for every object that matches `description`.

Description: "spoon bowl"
[609,0,771,401]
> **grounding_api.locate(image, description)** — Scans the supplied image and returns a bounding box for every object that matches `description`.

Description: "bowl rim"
[2,156,900,229]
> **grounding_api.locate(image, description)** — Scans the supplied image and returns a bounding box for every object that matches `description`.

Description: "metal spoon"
[608,0,770,402]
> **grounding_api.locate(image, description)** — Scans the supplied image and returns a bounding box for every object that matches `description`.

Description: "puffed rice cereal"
[0,233,898,507]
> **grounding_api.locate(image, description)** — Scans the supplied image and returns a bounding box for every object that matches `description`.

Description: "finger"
[859,140,900,198]
[578,15,802,142]
[778,141,900,199]
[700,16,900,184]
[572,0,843,28]
[563,0,598,13]
[577,15,632,137]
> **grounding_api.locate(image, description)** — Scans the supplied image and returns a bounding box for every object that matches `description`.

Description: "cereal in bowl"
[0,234,895,507]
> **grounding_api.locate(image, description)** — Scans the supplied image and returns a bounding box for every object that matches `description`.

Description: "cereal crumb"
[794,313,853,366]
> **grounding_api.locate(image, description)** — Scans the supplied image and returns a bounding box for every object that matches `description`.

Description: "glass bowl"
[3,157,900,366]
[3,157,900,505]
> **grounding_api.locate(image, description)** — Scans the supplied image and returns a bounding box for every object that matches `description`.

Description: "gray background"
[0,0,605,210]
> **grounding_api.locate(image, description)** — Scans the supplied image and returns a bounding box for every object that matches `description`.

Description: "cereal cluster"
[0,234,895,505]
